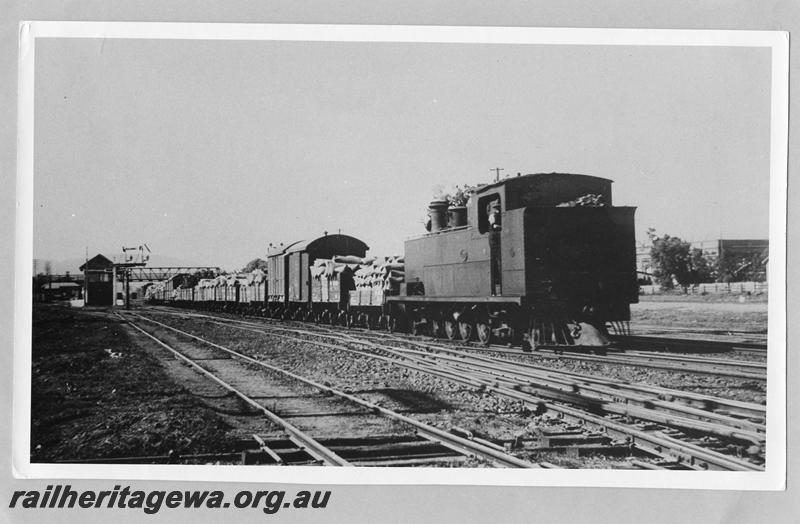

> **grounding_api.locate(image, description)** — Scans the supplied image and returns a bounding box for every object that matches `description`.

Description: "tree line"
[646,229,767,291]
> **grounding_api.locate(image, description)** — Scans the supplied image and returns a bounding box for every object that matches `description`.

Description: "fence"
[639,281,768,295]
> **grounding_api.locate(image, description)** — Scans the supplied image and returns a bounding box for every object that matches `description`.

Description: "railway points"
[135,307,765,471]
[115,311,545,469]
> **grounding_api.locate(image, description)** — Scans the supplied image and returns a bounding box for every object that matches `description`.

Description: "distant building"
[636,239,768,283]
[39,281,82,301]
[689,239,768,261]
[79,254,114,306]
[693,239,769,282]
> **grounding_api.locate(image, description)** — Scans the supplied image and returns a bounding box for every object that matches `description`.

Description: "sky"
[32,35,773,270]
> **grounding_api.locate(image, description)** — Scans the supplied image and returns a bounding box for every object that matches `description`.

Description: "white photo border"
[14,21,789,490]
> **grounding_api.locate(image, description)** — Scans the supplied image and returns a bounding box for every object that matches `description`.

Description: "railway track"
[140,307,765,471]
[390,336,766,381]
[115,311,545,468]
[612,334,768,354]
[630,323,768,340]
[152,306,766,380]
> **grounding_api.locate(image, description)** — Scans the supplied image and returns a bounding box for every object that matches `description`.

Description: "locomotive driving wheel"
[430,318,443,338]
[458,320,474,342]
[475,321,492,346]
[443,319,458,340]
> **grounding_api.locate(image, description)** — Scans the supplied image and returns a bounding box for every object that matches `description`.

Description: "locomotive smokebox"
[428,200,449,232]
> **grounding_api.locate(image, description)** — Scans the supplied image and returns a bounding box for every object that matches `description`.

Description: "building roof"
[284,234,369,256]
[266,240,304,258]
[41,282,81,290]
[79,254,114,271]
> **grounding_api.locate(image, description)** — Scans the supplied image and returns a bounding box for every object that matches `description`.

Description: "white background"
[2,2,798,523]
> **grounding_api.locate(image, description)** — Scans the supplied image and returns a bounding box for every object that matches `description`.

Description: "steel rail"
[139,310,763,471]
[333,338,766,445]
[123,312,543,469]
[358,329,767,380]
[147,308,766,420]
[614,334,767,352]
[392,351,766,436]
[289,323,768,426]
[393,337,765,406]
[619,350,766,370]
[117,313,352,467]
[568,354,765,380]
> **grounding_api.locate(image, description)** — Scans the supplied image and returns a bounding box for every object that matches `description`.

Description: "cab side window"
[478,194,502,233]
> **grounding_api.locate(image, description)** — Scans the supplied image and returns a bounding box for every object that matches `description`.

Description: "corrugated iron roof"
[266,240,304,258]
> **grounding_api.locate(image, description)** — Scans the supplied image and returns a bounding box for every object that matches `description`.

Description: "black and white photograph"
[14,22,787,492]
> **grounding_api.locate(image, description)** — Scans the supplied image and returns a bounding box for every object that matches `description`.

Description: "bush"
[647,229,714,291]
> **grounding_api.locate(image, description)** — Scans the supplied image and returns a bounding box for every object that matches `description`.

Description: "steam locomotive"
[149,173,638,352]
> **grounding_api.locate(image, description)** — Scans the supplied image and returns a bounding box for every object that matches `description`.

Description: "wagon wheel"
[387,315,398,333]
[345,314,354,329]
[458,320,474,342]
[411,319,425,336]
[525,322,543,352]
[430,318,443,338]
[475,321,492,347]
[358,312,368,328]
[444,319,459,340]
[367,312,379,330]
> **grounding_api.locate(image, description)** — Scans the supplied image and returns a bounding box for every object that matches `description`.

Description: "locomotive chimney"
[428,199,449,232]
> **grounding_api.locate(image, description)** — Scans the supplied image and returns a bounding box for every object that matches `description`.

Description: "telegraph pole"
[490,167,504,182]
[84,246,88,302]
[111,264,117,308]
